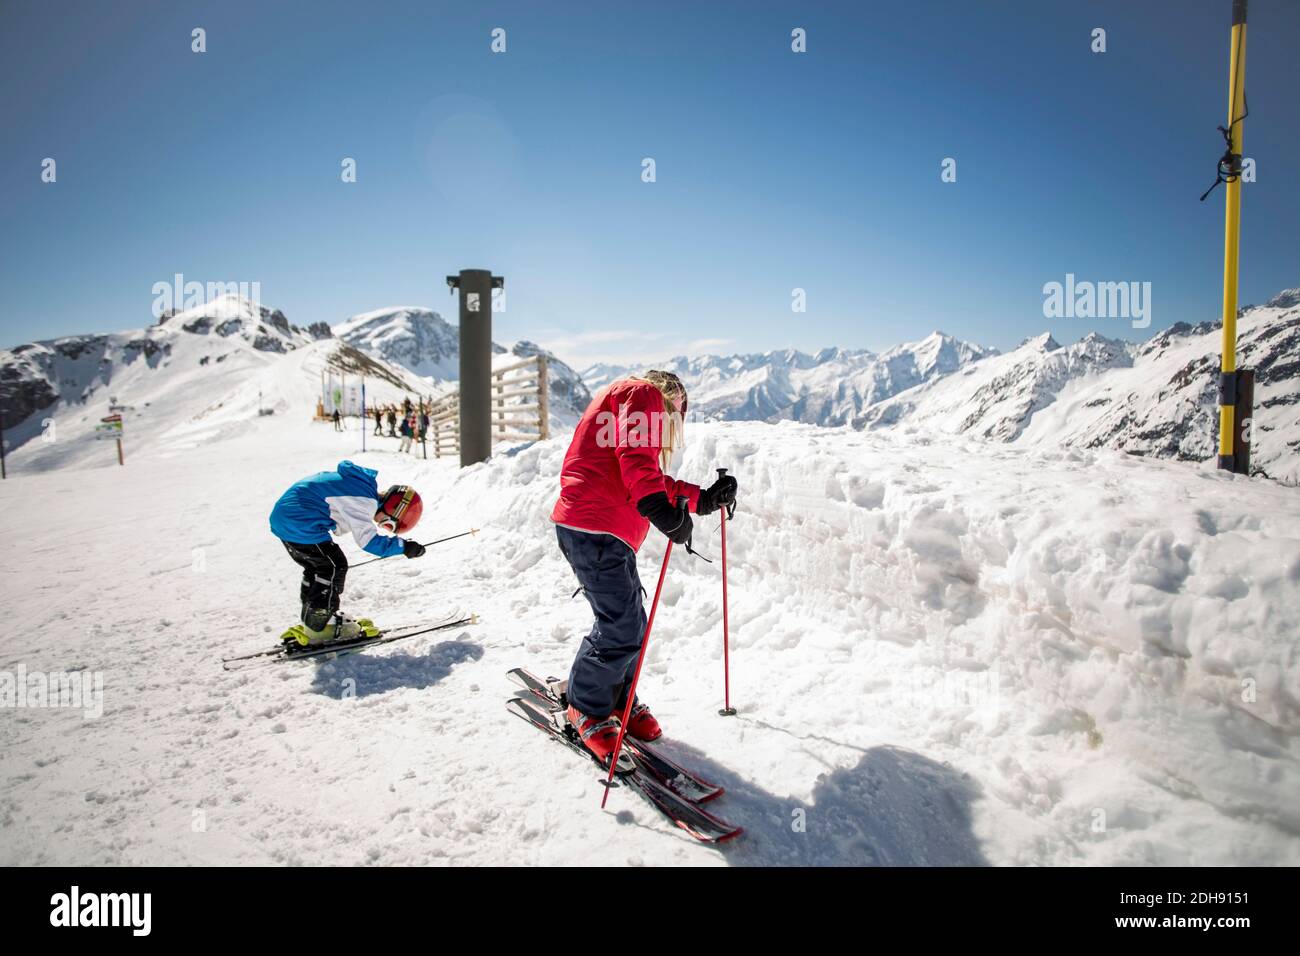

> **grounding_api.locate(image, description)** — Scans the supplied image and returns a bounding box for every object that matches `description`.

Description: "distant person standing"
[332,409,342,432]
[398,413,413,453]
[373,408,383,435]
[386,408,397,437]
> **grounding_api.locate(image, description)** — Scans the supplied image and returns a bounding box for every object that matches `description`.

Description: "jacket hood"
[337,460,380,484]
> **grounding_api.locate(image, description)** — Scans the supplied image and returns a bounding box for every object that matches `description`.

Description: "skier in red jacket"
[551,370,738,763]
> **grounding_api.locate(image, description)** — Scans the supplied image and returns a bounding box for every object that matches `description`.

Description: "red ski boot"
[622,700,663,742]
[566,705,621,764]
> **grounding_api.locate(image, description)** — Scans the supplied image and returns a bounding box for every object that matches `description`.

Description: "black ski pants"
[282,540,348,626]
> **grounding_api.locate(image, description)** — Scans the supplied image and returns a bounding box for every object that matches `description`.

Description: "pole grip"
[715,466,736,520]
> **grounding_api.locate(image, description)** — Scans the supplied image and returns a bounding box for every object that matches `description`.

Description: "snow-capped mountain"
[858,331,1134,440]
[860,290,1300,481]
[333,306,591,420]
[577,362,633,393]
[2,296,326,434]
[163,294,334,352]
[0,295,431,471]
[579,290,1299,480]
[581,332,998,425]
[333,306,470,380]
[505,340,591,424]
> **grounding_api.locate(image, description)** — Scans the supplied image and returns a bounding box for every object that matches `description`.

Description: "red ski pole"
[717,468,737,717]
[601,497,685,808]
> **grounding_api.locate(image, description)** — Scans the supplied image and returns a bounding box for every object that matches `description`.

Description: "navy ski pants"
[557,526,647,717]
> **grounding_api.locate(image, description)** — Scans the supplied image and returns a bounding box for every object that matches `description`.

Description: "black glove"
[697,475,738,516]
[403,540,426,559]
[637,492,693,545]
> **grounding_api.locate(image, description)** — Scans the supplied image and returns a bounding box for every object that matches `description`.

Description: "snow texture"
[2,402,1297,865]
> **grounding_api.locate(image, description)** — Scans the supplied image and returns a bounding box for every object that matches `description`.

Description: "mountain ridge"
[331,305,591,421]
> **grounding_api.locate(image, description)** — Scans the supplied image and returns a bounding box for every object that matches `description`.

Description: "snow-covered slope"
[862,291,1300,481]
[583,333,997,425]
[0,295,431,471]
[334,306,591,422]
[1,412,1296,866]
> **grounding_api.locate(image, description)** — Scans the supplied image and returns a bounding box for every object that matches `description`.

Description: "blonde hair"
[629,370,686,471]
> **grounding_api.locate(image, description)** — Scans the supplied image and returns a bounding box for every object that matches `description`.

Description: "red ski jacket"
[551,379,701,552]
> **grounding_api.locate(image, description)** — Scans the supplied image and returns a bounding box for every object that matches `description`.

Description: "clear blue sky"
[2,0,1297,365]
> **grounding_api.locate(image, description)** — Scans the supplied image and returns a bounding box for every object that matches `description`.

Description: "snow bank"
[407,422,1300,864]
[1,415,1297,865]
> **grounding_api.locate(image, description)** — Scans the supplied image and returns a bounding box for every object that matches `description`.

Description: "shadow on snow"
[308,639,484,699]
[619,736,989,866]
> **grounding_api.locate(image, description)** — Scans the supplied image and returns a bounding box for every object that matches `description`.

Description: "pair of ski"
[221,614,478,670]
[507,668,743,843]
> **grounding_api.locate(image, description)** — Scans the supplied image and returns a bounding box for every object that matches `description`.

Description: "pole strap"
[1200,20,1249,202]
[1199,118,1247,202]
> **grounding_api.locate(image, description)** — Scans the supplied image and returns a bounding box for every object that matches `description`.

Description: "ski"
[506,693,742,844]
[221,615,477,670]
[507,666,725,804]
[507,696,637,775]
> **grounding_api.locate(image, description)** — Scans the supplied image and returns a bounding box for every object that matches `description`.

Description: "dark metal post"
[1233,369,1254,475]
[446,268,504,466]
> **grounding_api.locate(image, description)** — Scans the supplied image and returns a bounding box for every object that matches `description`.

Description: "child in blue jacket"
[269,460,425,645]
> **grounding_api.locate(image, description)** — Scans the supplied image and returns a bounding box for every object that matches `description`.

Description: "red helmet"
[375,485,422,534]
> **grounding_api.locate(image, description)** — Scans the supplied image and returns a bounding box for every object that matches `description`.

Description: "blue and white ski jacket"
[269,460,406,558]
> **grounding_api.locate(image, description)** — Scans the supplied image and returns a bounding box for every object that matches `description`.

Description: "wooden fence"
[428,354,550,459]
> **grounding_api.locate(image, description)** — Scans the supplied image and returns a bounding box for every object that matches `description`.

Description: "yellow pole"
[1217,0,1248,469]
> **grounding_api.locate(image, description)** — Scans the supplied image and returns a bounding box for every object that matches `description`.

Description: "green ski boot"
[282,612,379,649]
